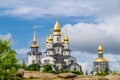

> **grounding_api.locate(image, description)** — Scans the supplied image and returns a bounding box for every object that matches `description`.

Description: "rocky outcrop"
[57,73,77,78]
[16,69,24,78]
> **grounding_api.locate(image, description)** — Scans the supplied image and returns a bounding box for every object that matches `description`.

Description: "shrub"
[71,70,81,75]
[42,64,53,73]
[26,63,40,71]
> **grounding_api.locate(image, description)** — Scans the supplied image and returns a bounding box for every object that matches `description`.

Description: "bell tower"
[27,26,42,65]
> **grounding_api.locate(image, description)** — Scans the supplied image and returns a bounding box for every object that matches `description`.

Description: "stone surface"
[16,69,24,78]
[57,73,77,78]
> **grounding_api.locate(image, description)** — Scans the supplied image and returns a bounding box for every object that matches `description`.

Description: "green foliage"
[79,65,83,75]
[86,70,88,75]
[26,63,40,71]
[112,70,117,75]
[0,39,18,79]
[96,67,109,76]
[104,67,109,74]
[71,70,81,75]
[18,60,26,69]
[96,72,108,76]
[42,64,52,73]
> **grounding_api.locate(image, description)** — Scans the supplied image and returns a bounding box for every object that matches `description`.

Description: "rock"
[96,77,109,80]
[23,73,33,79]
[57,73,77,78]
[16,69,24,78]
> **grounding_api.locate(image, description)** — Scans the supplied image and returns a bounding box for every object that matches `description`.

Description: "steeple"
[33,26,37,42]
[98,44,103,54]
[94,43,107,62]
[64,29,69,44]
[53,16,61,36]
[31,26,39,48]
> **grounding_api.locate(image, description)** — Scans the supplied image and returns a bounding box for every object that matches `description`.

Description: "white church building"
[27,19,80,71]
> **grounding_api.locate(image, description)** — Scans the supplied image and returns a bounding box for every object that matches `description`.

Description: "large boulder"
[57,73,77,78]
[16,69,24,78]
[23,73,33,79]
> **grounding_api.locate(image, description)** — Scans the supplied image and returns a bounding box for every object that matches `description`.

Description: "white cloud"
[15,48,29,54]
[0,33,12,40]
[0,33,16,45]
[62,16,120,54]
[0,0,120,20]
[79,62,89,74]
[71,51,120,73]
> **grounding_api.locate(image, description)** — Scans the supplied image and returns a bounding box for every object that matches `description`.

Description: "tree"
[104,66,109,75]
[86,70,88,75]
[26,63,40,71]
[79,65,83,75]
[42,64,52,73]
[0,39,18,79]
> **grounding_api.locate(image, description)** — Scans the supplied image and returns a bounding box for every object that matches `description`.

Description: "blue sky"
[0,0,120,73]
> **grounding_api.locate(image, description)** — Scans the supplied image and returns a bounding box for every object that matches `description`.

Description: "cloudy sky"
[0,0,120,73]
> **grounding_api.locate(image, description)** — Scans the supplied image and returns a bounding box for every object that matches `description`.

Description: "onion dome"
[94,58,107,62]
[61,39,65,44]
[46,37,49,44]
[48,35,53,43]
[53,21,61,36]
[64,36,69,44]
[98,44,103,54]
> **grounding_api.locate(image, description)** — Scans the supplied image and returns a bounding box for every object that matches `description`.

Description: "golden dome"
[53,21,61,35]
[98,44,103,54]
[46,38,49,44]
[48,35,53,43]
[61,39,65,44]
[94,58,107,62]
[64,36,69,44]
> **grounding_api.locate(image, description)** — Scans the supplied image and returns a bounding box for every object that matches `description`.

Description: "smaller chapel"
[92,44,110,75]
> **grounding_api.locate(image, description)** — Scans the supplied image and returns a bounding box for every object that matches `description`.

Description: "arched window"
[57,48,60,52]
[57,37,59,41]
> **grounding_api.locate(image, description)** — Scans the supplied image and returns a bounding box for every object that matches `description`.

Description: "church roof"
[53,21,61,36]
[94,58,107,62]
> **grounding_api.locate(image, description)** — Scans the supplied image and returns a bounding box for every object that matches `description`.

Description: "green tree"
[0,39,18,79]
[104,66,109,75]
[86,70,88,75]
[18,59,26,69]
[26,63,40,71]
[79,65,83,75]
[42,64,52,73]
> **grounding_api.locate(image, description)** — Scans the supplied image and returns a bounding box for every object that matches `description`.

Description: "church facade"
[92,44,110,75]
[27,19,80,71]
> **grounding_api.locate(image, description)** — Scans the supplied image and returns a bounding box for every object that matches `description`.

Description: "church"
[91,44,110,75]
[27,18,80,71]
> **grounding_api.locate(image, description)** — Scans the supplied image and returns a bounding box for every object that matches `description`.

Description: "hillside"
[19,70,120,80]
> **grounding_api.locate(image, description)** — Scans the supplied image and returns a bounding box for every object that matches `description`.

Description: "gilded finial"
[33,26,37,42]
[55,14,58,21]
[98,40,103,54]
[65,29,68,36]
[50,29,53,35]
[53,14,61,36]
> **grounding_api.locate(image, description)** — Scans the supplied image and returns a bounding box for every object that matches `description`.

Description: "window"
[57,48,60,52]
[32,60,35,63]
[57,37,59,41]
